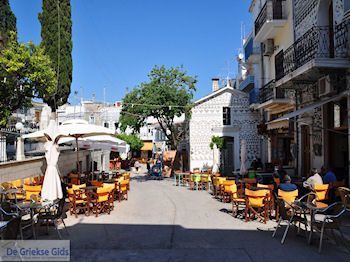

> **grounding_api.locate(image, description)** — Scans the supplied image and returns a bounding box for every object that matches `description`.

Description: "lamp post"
[15,122,25,161]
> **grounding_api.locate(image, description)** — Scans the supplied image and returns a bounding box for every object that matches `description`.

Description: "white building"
[189,79,260,175]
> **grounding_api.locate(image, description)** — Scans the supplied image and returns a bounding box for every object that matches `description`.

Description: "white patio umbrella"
[41,119,63,201]
[23,119,115,174]
[240,139,248,176]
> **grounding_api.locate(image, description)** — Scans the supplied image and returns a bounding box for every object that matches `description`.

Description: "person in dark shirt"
[274,164,287,181]
[323,167,337,184]
[278,175,297,192]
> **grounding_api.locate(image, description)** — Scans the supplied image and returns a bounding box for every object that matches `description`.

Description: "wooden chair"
[245,188,269,223]
[313,184,329,209]
[200,174,211,191]
[231,184,246,217]
[243,178,257,189]
[214,177,226,198]
[118,180,128,201]
[91,180,103,187]
[222,180,236,202]
[23,177,34,186]
[23,185,42,201]
[257,183,275,217]
[87,187,114,217]
[72,183,86,190]
[67,188,89,218]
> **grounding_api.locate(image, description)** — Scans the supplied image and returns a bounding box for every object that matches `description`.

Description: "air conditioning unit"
[263,39,274,56]
[318,76,333,97]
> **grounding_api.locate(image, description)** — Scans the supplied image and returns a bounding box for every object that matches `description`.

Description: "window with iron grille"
[223,107,231,126]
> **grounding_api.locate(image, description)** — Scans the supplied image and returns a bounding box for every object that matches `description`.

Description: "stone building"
[189,79,260,175]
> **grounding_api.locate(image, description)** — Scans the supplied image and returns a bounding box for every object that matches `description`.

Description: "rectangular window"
[104,122,109,128]
[223,107,231,126]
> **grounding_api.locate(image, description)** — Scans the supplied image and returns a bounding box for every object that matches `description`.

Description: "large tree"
[120,65,196,149]
[0,33,57,126]
[39,0,72,111]
[0,0,17,48]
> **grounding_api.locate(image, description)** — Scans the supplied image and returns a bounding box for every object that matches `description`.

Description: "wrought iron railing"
[255,0,285,36]
[275,20,350,81]
[259,80,285,103]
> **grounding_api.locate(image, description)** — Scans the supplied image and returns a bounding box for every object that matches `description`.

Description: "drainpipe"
[347,76,350,186]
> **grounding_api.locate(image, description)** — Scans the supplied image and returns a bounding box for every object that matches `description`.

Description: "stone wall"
[0,149,107,183]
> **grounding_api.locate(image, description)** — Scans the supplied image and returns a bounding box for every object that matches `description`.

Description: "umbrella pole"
[76,137,81,177]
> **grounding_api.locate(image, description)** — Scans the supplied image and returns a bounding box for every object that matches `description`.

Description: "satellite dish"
[238,53,244,60]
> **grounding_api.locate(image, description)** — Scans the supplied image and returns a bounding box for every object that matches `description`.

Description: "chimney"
[212,78,219,92]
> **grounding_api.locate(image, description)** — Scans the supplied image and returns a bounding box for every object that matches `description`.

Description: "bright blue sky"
[10,0,252,104]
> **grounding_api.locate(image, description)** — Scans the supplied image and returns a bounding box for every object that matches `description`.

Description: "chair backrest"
[278,189,298,204]
[245,188,267,207]
[3,216,21,240]
[337,187,350,209]
[96,187,109,202]
[201,174,209,182]
[1,182,13,190]
[11,179,22,188]
[314,184,329,201]
[119,180,128,191]
[224,184,237,193]
[23,177,33,185]
[103,183,115,192]
[67,188,74,202]
[73,189,86,202]
[23,184,42,201]
[273,177,280,186]
[275,197,290,220]
[123,173,130,180]
[72,183,86,190]
[91,180,103,187]
[223,180,235,187]
[193,168,200,172]
[257,183,274,190]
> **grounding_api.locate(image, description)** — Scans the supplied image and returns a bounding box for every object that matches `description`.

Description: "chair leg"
[54,220,62,240]
[318,223,326,253]
[61,218,69,236]
[281,216,293,244]
[272,217,282,238]
[20,226,24,240]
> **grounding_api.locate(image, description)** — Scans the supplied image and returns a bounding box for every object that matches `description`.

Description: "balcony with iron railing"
[239,75,255,92]
[254,0,287,42]
[275,20,350,83]
[258,80,285,104]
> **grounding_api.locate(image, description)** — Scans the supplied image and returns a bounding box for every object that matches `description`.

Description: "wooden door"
[221,137,234,176]
[301,126,311,177]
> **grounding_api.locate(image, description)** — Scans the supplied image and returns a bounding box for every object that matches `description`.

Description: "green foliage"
[0,32,56,126]
[39,0,72,110]
[120,65,196,149]
[116,133,144,152]
[209,136,225,150]
[0,0,16,48]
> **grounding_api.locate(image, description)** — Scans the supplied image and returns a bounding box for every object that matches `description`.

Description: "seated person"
[278,175,297,192]
[303,168,323,190]
[274,164,287,181]
[323,167,337,184]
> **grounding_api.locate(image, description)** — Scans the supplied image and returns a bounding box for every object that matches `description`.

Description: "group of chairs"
[0,176,68,240]
[177,169,212,191]
[273,186,350,253]
[67,173,131,218]
[211,175,350,253]
[1,177,43,202]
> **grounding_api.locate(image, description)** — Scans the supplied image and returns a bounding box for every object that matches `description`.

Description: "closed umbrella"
[240,139,248,176]
[41,120,63,201]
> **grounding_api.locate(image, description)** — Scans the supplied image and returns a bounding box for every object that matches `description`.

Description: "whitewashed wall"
[189,89,260,171]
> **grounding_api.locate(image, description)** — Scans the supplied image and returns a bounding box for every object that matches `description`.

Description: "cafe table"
[174,172,189,186]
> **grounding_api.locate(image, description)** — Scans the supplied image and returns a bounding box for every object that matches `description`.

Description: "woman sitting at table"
[303,168,323,190]
[278,175,297,192]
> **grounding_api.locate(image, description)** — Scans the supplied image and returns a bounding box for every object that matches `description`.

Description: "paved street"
[50,170,350,262]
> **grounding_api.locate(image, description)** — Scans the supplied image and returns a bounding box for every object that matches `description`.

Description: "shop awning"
[141,141,153,151]
[267,119,289,130]
[269,91,347,124]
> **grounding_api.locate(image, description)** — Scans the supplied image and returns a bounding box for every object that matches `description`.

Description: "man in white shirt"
[303,168,323,190]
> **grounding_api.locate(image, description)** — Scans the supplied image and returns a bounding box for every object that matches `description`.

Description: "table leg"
[174,175,176,186]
